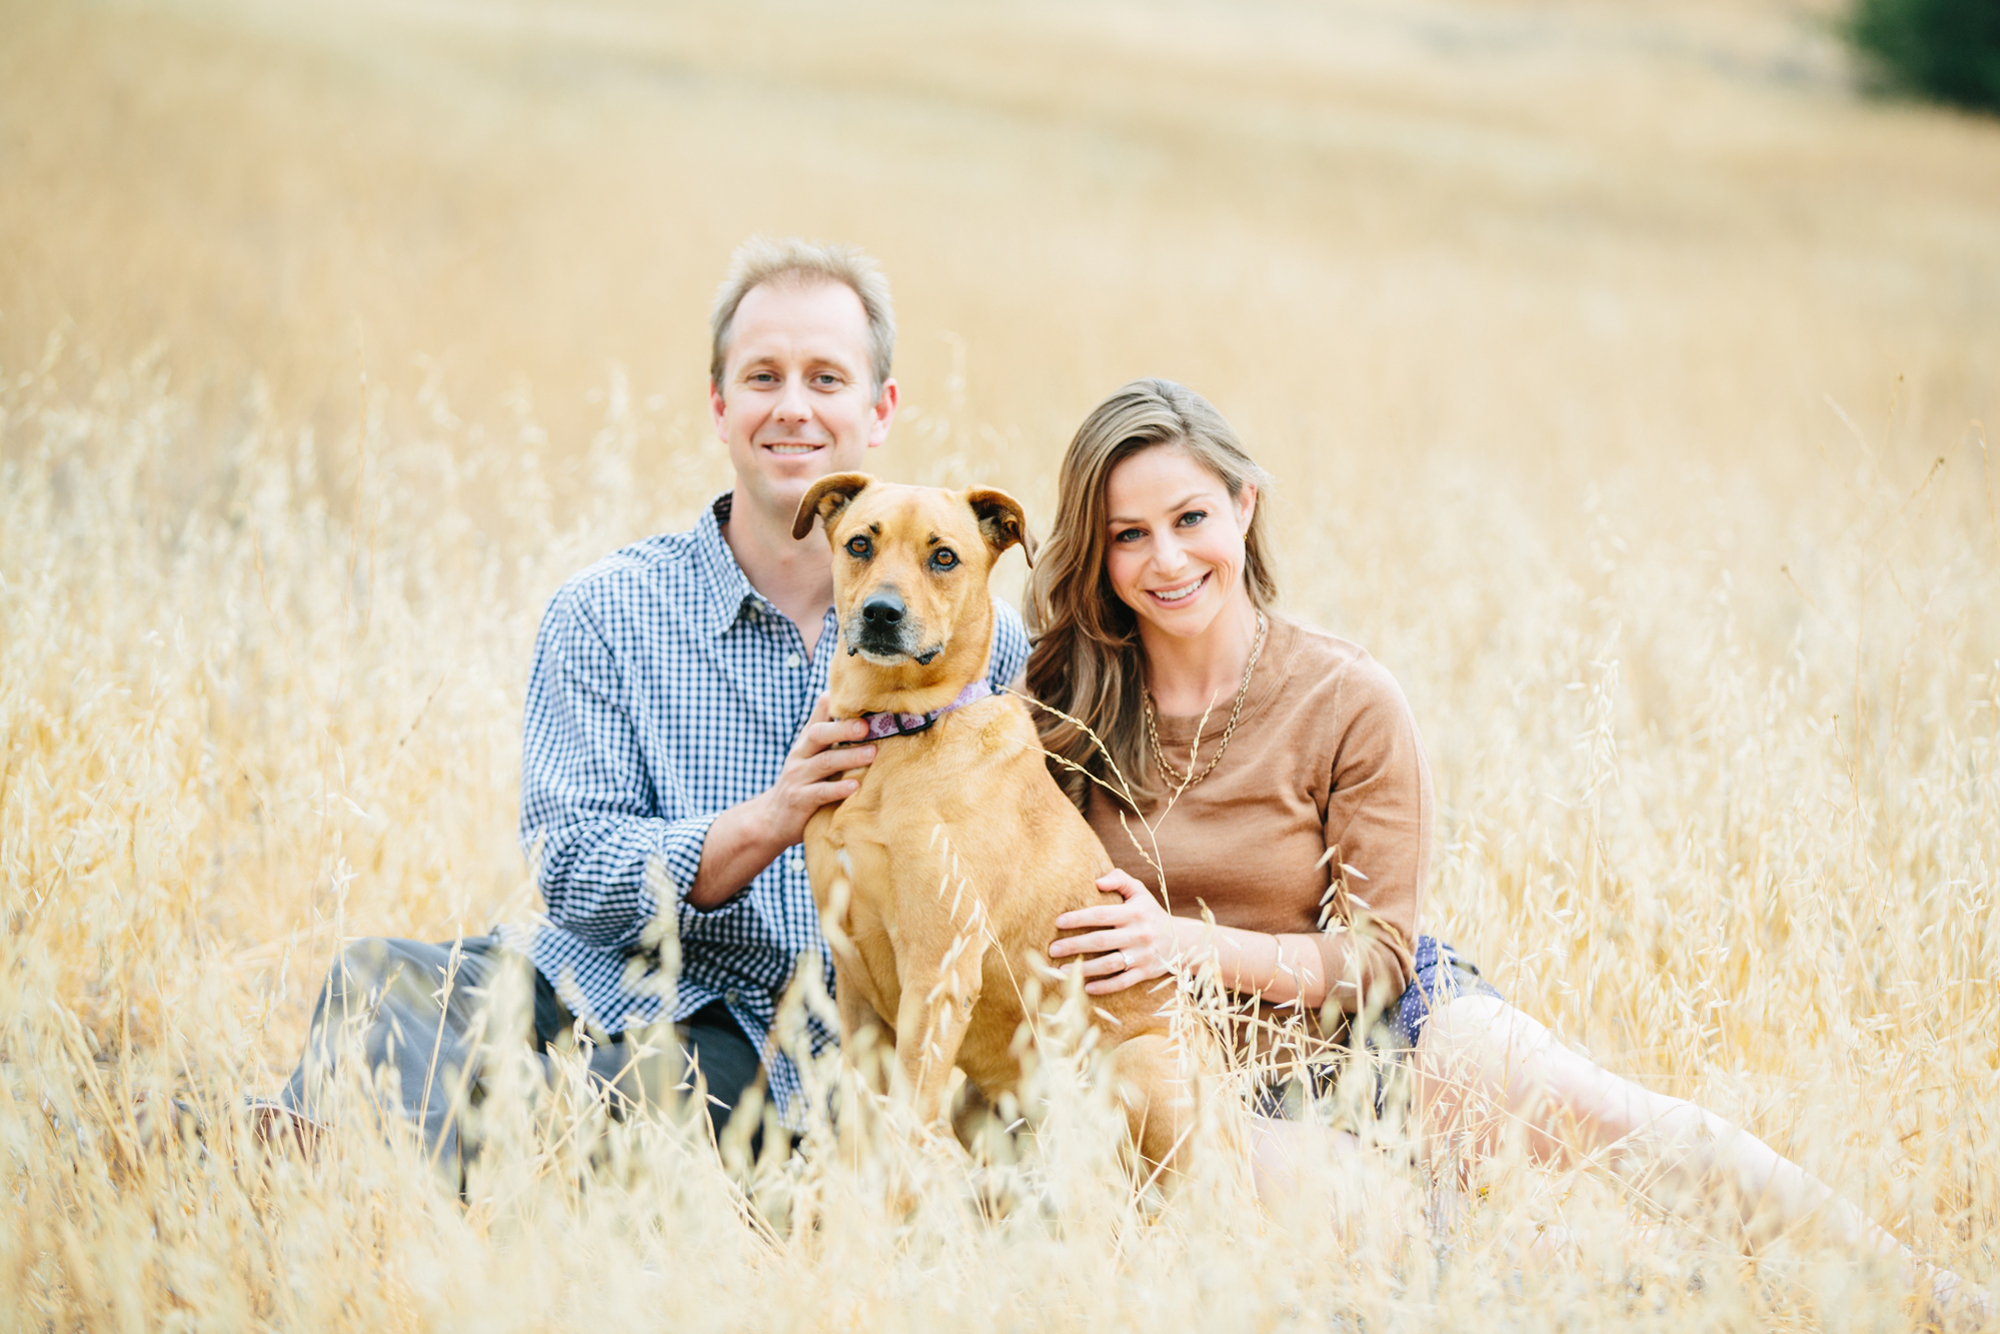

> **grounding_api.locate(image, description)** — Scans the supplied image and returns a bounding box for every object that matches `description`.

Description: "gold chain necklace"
[1142,610,1268,790]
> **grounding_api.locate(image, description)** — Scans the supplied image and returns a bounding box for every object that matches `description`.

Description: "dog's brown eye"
[931,548,959,571]
[845,535,872,559]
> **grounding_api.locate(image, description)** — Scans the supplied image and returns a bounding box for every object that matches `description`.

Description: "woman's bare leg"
[1246,1109,1581,1269]
[1412,995,1986,1315]
[1246,1115,1430,1250]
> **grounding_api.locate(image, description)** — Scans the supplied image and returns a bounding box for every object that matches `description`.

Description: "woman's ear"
[1235,482,1258,534]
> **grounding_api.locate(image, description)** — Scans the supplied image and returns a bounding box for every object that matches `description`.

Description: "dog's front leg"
[892,940,986,1132]
[835,965,896,1094]
[829,962,898,1169]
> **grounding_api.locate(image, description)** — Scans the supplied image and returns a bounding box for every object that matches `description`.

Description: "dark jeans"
[277,934,764,1174]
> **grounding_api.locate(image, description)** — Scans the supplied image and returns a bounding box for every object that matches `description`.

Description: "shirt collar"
[692,492,763,637]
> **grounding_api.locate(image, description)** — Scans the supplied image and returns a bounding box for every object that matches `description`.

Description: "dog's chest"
[801,740,984,1008]
[801,803,904,1013]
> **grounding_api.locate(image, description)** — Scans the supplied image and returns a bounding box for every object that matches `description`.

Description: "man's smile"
[763,441,826,456]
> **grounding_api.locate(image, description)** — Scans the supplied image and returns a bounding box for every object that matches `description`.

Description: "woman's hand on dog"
[1049,869,1188,995]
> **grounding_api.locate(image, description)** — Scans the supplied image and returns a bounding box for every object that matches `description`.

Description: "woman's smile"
[1145,572,1209,606]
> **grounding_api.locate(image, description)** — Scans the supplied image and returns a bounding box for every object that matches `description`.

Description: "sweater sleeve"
[1314,654,1427,1017]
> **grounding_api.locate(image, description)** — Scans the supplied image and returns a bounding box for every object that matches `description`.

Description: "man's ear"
[964,486,1035,568]
[792,472,874,541]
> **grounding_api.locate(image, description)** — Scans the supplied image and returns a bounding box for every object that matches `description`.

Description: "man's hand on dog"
[766,693,877,837]
[687,695,875,908]
[1049,870,1184,994]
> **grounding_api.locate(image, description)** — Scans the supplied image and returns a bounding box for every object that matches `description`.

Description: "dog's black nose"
[861,589,906,626]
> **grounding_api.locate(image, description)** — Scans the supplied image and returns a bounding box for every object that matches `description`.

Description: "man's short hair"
[709,237,896,396]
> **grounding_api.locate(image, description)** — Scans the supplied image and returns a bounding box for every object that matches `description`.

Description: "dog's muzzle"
[846,587,941,663]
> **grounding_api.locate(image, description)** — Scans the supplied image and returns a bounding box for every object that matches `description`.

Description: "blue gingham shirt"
[505,493,1029,1123]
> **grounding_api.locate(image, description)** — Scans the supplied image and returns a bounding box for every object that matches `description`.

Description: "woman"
[1026,378,1981,1310]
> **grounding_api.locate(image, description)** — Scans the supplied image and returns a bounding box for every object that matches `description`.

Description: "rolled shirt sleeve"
[519,582,745,952]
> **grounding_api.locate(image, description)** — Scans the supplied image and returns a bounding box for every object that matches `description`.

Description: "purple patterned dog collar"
[853,680,994,739]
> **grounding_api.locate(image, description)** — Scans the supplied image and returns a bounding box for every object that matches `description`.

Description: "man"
[267,238,1030,1167]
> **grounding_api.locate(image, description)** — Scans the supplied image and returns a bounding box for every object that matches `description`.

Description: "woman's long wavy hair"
[1025,379,1277,811]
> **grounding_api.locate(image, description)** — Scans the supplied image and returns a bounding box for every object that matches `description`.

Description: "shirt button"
[725,988,740,1005]
[786,652,801,668]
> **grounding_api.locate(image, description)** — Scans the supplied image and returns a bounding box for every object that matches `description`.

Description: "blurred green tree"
[1850,0,2000,112]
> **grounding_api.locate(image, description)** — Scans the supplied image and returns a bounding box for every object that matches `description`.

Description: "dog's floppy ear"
[964,487,1035,568]
[792,472,874,541]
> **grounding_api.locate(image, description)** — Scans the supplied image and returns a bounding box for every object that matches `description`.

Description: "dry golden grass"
[3,0,1999,1328]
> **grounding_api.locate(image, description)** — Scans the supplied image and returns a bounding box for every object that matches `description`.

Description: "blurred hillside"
[4,0,1996,507]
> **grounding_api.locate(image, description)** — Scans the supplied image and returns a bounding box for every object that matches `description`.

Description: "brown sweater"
[1083,615,1428,1035]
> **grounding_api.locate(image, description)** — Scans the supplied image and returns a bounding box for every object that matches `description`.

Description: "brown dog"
[791,472,1223,1177]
